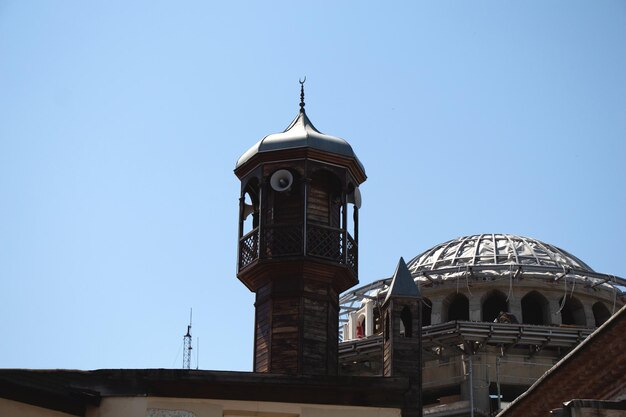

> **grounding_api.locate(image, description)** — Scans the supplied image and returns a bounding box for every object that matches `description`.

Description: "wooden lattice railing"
[239,227,260,269]
[238,224,358,276]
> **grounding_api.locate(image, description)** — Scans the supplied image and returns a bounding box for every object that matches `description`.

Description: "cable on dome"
[569,274,576,298]
[611,275,617,314]
[506,265,513,302]
[556,275,568,314]
[465,266,473,297]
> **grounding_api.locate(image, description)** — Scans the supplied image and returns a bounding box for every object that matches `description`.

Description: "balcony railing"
[239,228,259,270]
[238,223,358,276]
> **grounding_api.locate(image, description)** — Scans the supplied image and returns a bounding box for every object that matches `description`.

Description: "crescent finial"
[299,77,306,112]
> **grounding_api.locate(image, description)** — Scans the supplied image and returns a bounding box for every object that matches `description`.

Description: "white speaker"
[270,169,293,192]
[347,186,362,209]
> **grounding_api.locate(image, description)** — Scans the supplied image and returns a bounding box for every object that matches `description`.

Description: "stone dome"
[406,233,594,274]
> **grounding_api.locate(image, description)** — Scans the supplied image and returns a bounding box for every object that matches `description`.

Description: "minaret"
[234,81,366,375]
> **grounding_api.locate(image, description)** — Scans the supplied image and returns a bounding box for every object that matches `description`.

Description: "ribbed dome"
[407,234,594,273]
[236,110,364,172]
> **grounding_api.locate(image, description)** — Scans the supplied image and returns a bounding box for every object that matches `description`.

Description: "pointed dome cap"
[384,257,421,304]
[236,110,364,172]
[236,83,364,172]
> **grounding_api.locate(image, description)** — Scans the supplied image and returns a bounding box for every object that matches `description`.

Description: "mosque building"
[1,85,625,417]
[339,233,625,415]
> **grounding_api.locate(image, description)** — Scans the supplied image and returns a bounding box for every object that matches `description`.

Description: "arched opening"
[345,183,361,240]
[373,307,382,335]
[521,291,551,325]
[238,178,262,270]
[241,178,260,236]
[356,314,365,338]
[592,302,611,327]
[400,306,412,338]
[560,296,586,326]
[482,290,508,322]
[422,297,432,327]
[443,293,469,322]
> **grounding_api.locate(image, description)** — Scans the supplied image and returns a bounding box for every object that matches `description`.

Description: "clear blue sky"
[1,1,624,371]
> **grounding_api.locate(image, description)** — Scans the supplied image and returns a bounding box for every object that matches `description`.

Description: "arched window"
[400,306,412,338]
[373,307,382,335]
[592,302,611,327]
[560,296,586,326]
[356,315,365,338]
[345,182,359,239]
[482,290,508,322]
[241,178,260,235]
[422,297,432,327]
[521,291,551,325]
[443,293,469,322]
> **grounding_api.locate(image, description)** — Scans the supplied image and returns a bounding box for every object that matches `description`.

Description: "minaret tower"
[234,81,366,375]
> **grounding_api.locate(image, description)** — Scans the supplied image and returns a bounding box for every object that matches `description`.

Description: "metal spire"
[299,77,306,113]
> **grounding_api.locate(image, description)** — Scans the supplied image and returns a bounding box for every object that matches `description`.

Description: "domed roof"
[339,233,625,326]
[236,110,364,171]
[407,233,594,273]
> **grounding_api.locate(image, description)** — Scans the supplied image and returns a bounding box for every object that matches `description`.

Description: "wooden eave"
[237,258,358,294]
[234,147,367,185]
[0,369,417,414]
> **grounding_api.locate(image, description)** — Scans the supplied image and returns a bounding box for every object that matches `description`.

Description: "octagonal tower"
[235,82,366,375]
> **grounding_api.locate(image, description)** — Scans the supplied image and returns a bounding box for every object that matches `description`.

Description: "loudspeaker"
[347,186,362,209]
[242,203,255,220]
[270,169,293,192]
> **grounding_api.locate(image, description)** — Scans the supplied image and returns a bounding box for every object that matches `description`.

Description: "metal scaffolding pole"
[468,353,475,417]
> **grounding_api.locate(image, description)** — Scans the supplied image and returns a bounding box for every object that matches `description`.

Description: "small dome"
[236,110,364,172]
[407,234,593,273]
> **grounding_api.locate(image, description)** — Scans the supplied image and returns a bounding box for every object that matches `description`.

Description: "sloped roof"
[384,257,421,304]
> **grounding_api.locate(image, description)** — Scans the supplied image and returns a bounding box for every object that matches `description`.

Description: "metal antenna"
[299,77,306,113]
[183,308,193,369]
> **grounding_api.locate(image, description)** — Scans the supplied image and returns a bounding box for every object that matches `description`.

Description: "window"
[560,296,586,326]
[592,301,611,327]
[443,293,469,322]
[356,315,365,338]
[482,290,509,322]
[422,297,432,326]
[521,291,550,325]
[400,306,412,338]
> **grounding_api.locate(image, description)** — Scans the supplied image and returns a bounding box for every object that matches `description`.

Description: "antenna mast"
[183,309,193,369]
